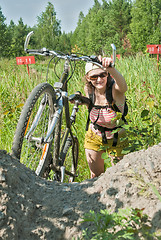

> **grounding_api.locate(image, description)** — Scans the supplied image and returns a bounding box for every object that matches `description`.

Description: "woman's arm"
[99,56,127,93]
[108,67,127,93]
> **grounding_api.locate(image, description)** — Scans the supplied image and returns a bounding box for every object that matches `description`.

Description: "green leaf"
[156,113,161,119]
[122,124,130,130]
[101,152,108,160]
[149,184,161,202]
[141,109,149,118]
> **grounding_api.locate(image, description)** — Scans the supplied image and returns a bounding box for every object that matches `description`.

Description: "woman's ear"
[85,74,89,81]
[85,75,92,84]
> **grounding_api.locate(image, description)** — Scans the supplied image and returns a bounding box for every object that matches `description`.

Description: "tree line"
[0,0,161,58]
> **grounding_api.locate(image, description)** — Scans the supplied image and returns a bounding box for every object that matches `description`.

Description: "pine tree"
[0,7,9,57]
[11,18,28,57]
[36,2,61,49]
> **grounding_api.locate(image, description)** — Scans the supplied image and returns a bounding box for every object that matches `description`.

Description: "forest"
[0,0,161,57]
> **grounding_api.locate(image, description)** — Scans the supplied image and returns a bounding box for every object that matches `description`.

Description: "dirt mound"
[0,144,161,239]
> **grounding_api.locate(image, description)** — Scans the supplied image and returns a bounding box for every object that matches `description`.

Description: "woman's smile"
[92,77,107,90]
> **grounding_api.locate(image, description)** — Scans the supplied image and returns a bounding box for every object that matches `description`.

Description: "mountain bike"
[12,31,116,182]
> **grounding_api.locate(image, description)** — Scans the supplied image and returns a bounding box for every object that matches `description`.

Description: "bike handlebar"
[24,31,116,67]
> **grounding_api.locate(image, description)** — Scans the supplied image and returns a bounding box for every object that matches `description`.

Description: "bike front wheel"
[12,82,56,177]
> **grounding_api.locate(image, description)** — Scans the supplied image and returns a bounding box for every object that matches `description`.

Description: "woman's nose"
[97,76,102,81]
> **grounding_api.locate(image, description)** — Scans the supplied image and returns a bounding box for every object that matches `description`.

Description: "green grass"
[117,54,161,152]
[80,207,161,239]
[0,54,161,181]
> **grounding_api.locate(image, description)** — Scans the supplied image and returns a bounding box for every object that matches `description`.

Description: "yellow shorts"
[84,127,128,157]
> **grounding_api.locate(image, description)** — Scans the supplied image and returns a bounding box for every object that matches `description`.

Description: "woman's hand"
[98,56,113,68]
[98,55,127,93]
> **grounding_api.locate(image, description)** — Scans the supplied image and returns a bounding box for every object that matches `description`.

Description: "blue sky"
[0,0,102,32]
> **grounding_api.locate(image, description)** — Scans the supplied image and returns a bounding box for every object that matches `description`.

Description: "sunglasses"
[88,72,107,81]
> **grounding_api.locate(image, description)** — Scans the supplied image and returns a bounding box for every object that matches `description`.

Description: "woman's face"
[87,69,108,91]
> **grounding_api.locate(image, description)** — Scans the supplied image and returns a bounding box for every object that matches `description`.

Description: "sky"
[0,0,101,33]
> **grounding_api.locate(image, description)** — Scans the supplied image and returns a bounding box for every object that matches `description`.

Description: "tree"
[10,18,28,57]
[128,0,161,52]
[104,0,132,54]
[71,1,105,55]
[71,11,89,53]
[7,20,16,56]
[36,2,61,49]
[0,7,9,57]
[71,0,132,55]
[57,32,71,53]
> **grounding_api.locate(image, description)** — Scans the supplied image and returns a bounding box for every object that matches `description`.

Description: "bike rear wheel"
[60,135,79,183]
[12,82,56,177]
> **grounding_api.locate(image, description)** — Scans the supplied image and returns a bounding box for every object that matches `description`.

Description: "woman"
[84,56,128,178]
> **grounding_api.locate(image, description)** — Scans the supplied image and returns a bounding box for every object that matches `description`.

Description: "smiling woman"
[82,57,128,178]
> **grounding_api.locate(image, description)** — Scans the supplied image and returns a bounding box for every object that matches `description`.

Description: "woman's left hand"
[98,56,113,68]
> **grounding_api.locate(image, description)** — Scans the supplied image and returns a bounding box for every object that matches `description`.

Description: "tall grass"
[117,54,161,151]
[0,54,160,181]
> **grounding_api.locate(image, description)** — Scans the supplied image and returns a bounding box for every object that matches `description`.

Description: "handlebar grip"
[90,55,114,68]
[79,95,92,105]
[25,48,50,55]
[25,49,40,53]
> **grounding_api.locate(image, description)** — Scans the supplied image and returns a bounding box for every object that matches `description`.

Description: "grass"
[0,54,161,181]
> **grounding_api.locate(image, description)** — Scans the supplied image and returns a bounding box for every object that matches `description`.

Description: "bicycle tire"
[60,135,79,183]
[12,82,56,177]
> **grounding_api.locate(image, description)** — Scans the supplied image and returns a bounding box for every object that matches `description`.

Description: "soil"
[0,144,161,240]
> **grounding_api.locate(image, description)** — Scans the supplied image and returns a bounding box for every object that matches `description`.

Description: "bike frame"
[22,31,117,181]
[25,58,79,181]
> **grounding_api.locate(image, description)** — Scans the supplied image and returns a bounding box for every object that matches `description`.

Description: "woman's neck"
[94,89,108,105]
[95,85,106,95]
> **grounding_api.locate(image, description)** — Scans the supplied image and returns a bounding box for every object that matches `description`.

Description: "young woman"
[84,56,128,178]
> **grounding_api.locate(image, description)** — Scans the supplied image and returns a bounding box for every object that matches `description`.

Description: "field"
[0,54,161,181]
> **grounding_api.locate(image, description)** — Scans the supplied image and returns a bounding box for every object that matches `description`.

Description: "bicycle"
[12,31,116,183]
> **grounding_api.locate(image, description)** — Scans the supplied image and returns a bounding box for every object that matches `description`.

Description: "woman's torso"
[90,103,125,139]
